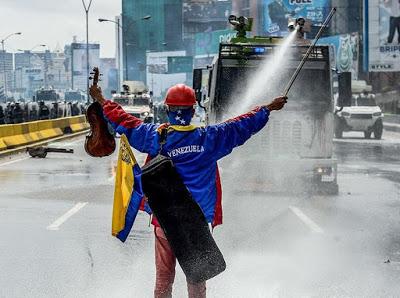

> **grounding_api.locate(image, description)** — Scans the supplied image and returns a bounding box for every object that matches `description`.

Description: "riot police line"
[0,101,87,125]
[0,100,197,126]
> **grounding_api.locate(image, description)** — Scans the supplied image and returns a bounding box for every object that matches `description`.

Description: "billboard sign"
[318,33,359,79]
[194,29,237,57]
[71,43,100,90]
[71,43,100,75]
[262,0,331,36]
[365,0,400,72]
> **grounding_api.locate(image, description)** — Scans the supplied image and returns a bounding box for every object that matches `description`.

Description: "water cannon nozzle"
[288,20,296,31]
[288,17,311,35]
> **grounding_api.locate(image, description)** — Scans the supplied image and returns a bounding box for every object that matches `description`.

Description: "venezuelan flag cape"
[112,134,145,242]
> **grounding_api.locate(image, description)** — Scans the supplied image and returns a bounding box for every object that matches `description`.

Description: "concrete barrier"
[0,139,6,150]
[70,123,90,133]
[0,116,88,150]
[68,116,89,133]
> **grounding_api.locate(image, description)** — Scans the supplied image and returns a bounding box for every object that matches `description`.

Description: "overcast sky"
[1,0,121,58]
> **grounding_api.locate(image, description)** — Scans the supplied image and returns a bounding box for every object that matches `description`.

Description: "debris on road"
[27,146,74,158]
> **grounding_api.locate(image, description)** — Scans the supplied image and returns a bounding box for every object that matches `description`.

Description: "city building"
[14,51,31,70]
[183,0,232,56]
[14,67,44,99]
[100,58,117,97]
[330,0,363,36]
[68,41,100,92]
[13,48,71,99]
[0,50,14,95]
[46,50,71,91]
[122,0,183,82]
[114,15,123,92]
[146,50,188,97]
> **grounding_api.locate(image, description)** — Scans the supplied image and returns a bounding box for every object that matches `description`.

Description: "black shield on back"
[141,155,226,283]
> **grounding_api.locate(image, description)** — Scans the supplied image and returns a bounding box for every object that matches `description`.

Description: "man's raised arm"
[204,96,287,161]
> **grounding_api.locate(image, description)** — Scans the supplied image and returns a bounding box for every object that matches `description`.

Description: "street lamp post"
[1,32,22,101]
[82,0,93,104]
[99,17,121,91]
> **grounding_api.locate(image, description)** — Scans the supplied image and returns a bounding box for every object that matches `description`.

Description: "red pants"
[154,227,206,298]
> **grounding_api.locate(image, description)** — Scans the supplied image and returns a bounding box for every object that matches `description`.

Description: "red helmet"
[165,84,197,106]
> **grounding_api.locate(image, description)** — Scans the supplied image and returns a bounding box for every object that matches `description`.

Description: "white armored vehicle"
[335,90,383,139]
[112,81,154,123]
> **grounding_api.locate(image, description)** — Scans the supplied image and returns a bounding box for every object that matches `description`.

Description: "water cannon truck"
[193,15,338,195]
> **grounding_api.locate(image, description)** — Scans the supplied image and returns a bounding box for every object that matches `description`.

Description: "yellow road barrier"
[0,115,88,151]
[70,123,90,133]
[0,139,6,150]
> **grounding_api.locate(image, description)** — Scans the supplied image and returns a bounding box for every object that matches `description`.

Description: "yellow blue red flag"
[112,134,145,242]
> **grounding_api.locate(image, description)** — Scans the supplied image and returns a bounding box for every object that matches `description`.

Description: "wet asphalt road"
[0,130,399,298]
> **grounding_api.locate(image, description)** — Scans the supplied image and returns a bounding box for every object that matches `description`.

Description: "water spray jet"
[283,7,337,97]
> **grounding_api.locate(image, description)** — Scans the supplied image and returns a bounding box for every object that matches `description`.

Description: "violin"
[84,67,116,157]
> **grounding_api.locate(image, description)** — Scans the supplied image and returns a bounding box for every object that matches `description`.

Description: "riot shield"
[141,155,226,283]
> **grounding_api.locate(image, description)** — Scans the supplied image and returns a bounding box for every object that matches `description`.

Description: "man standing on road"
[90,83,287,298]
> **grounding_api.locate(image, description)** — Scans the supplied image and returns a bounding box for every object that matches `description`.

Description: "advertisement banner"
[262,0,331,36]
[71,43,100,90]
[318,33,359,79]
[71,43,100,75]
[366,0,400,72]
[194,29,237,57]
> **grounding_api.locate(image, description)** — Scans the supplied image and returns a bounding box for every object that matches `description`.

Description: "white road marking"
[47,202,88,231]
[289,206,324,234]
[0,157,30,167]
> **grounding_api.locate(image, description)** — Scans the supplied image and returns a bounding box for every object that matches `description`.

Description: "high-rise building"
[100,58,117,96]
[68,42,100,91]
[13,49,71,98]
[183,0,232,56]
[15,51,32,70]
[46,50,71,91]
[14,68,44,99]
[0,50,13,94]
[122,0,183,82]
[330,0,363,36]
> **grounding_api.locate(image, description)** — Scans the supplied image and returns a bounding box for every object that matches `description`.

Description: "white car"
[334,95,383,139]
[112,93,154,123]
